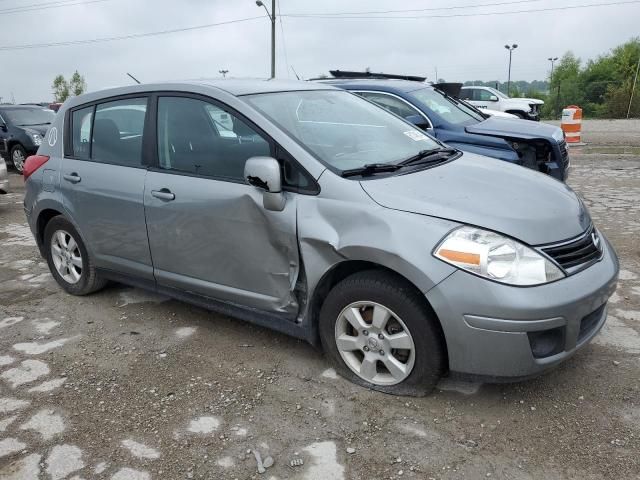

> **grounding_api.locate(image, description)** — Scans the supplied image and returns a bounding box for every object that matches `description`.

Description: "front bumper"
[426,235,619,378]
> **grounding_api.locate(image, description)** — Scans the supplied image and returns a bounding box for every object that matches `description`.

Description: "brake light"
[23,155,50,181]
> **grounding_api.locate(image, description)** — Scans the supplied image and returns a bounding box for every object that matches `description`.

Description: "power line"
[0,0,110,15]
[282,0,544,16]
[0,16,263,51]
[280,0,640,19]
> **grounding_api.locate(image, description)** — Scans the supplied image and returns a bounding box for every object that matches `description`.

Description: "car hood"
[360,152,590,246]
[466,117,561,141]
[520,97,544,105]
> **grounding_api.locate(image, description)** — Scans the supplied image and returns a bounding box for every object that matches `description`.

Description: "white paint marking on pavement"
[0,438,27,458]
[0,355,16,366]
[0,317,23,329]
[121,439,161,459]
[111,468,151,480]
[13,337,74,355]
[118,288,168,307]
[94,462,109,474]
[302,441,345,480]
[619,269,638,281]
[321,368,338,379]
[1,359,50,388]
[217,456,235,468]
[437,377,482,395]
[0,453,41,479]
[45,444,85,480]
[32,318,61,334]
[187,416,221,434]
[20,409,66,440]
[0,414,18,432]
[175,326,197,338]
[0,397,30,414]
[28,377,66,393]
[0,224,36,246]
[595,314,640,353]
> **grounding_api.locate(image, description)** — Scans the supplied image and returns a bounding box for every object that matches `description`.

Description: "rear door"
[143,94,302,315]
[61,96,153,280]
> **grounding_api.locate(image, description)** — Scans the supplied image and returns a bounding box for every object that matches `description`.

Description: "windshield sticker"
[403,130,429,141]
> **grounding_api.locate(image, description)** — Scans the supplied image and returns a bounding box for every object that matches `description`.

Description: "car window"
[157,96,271,181]
[71,106,94,160]
[356,92,421,120]
[244,90,441,173]
[477,89,497,101]
[410,88,484,125]
[2,107,54,126]
[458,89,473,101]
[91,98,147,167]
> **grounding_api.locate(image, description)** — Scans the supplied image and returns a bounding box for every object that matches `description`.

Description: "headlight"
[434,226,565,286]
[31,133,43,146]
[552,128,564,142]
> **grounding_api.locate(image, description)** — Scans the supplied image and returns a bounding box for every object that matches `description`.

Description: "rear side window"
[91,98,148,167]
[459,89,472,100]
[71,106,93,159]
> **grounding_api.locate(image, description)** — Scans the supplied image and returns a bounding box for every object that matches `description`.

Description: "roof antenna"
[290,66,301,80]
[126,73,141,84]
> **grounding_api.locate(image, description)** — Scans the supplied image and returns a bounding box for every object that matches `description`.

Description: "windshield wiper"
[341,162,403,178]
[399,147,458,166]
[18,122,51,126]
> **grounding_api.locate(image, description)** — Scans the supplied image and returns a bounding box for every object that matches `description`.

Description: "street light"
[219,69,229,78]
[547,56,558,81]
[256,0,276,79]
[504,44,518,96]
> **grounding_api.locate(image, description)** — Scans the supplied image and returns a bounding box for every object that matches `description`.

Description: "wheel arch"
[306,260,449,368]
[35,208,64,253]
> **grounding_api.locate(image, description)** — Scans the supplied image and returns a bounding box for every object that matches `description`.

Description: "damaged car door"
[144,94,300,316]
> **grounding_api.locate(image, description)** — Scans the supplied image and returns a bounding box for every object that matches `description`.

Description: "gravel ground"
[0,120,639,479]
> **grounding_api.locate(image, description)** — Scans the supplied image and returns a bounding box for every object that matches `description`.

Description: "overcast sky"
[0,0,638,102]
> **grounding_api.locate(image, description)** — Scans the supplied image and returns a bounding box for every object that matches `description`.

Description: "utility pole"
[256,0,276,79]
[219,69,229,78]
[504,44,518,96]
[627,55,640,119]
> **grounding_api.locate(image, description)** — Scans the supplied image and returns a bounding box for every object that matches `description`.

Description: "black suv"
[0,105,55,173]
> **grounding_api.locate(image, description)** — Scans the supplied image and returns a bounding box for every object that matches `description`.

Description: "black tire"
[10,144,27,173]
[319,270,446,396]
[44,216,107,296]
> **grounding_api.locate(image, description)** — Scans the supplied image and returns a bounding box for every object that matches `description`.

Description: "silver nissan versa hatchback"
[23,80,618,395]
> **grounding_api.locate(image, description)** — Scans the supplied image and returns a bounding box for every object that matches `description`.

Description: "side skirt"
[97,268,316,344]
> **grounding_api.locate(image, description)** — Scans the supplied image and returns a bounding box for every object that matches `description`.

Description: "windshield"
[487,87,509,99]
[409,88,484,125]
[2,107,55,126]
[244,90,441,172]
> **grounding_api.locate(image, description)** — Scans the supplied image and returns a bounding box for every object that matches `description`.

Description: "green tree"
[69,70,87,97]
[52,75,70,103]
[545,51,583,118]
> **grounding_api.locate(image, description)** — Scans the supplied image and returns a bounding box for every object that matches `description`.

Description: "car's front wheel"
[319,270,446,396]
[10,145,27,173]
[44,216,106,295]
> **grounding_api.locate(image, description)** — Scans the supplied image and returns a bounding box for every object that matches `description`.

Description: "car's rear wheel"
[319,270,446,396]
[10,145,26,173]
[44,216,106,295]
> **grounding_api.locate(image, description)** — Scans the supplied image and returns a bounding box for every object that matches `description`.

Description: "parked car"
[0,105,55,173]
[459,86,543,120]
[319,76,569,181]
[0,155,8,194]
[23,80,618,395]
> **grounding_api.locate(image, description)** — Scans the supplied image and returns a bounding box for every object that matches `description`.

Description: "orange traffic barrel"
[561,105,582,143]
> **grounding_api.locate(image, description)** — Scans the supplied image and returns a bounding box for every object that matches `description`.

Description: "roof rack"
[328,70,427,82]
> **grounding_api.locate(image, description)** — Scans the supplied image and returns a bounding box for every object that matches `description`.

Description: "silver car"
[23,80,618,395]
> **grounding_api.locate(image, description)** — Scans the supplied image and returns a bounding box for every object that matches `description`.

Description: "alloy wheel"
[50,230,83,284]
[12,149,25,172]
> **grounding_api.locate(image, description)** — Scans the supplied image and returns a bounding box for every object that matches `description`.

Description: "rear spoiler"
[328,70,427,82]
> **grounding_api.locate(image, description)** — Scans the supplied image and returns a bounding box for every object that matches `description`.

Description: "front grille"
[540,226,603,272]
[559,140,569,161]
[578,304,606,343]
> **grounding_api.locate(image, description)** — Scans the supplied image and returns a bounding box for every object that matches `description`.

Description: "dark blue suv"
[319,77,569,181]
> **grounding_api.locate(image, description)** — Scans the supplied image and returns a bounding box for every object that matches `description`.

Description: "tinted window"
[458,89,473,100]
[91,98,147,167]
[157,97,270,181]
[357,92,421,119]
[71,106,93,159]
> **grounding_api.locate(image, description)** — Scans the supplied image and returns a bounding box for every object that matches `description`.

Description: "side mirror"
[244,156,285,211]
[404,114,430,131]
[489,95,499,102]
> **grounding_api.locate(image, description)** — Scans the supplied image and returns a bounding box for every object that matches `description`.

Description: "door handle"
[63,173,81,184]
[151,188,175,201]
